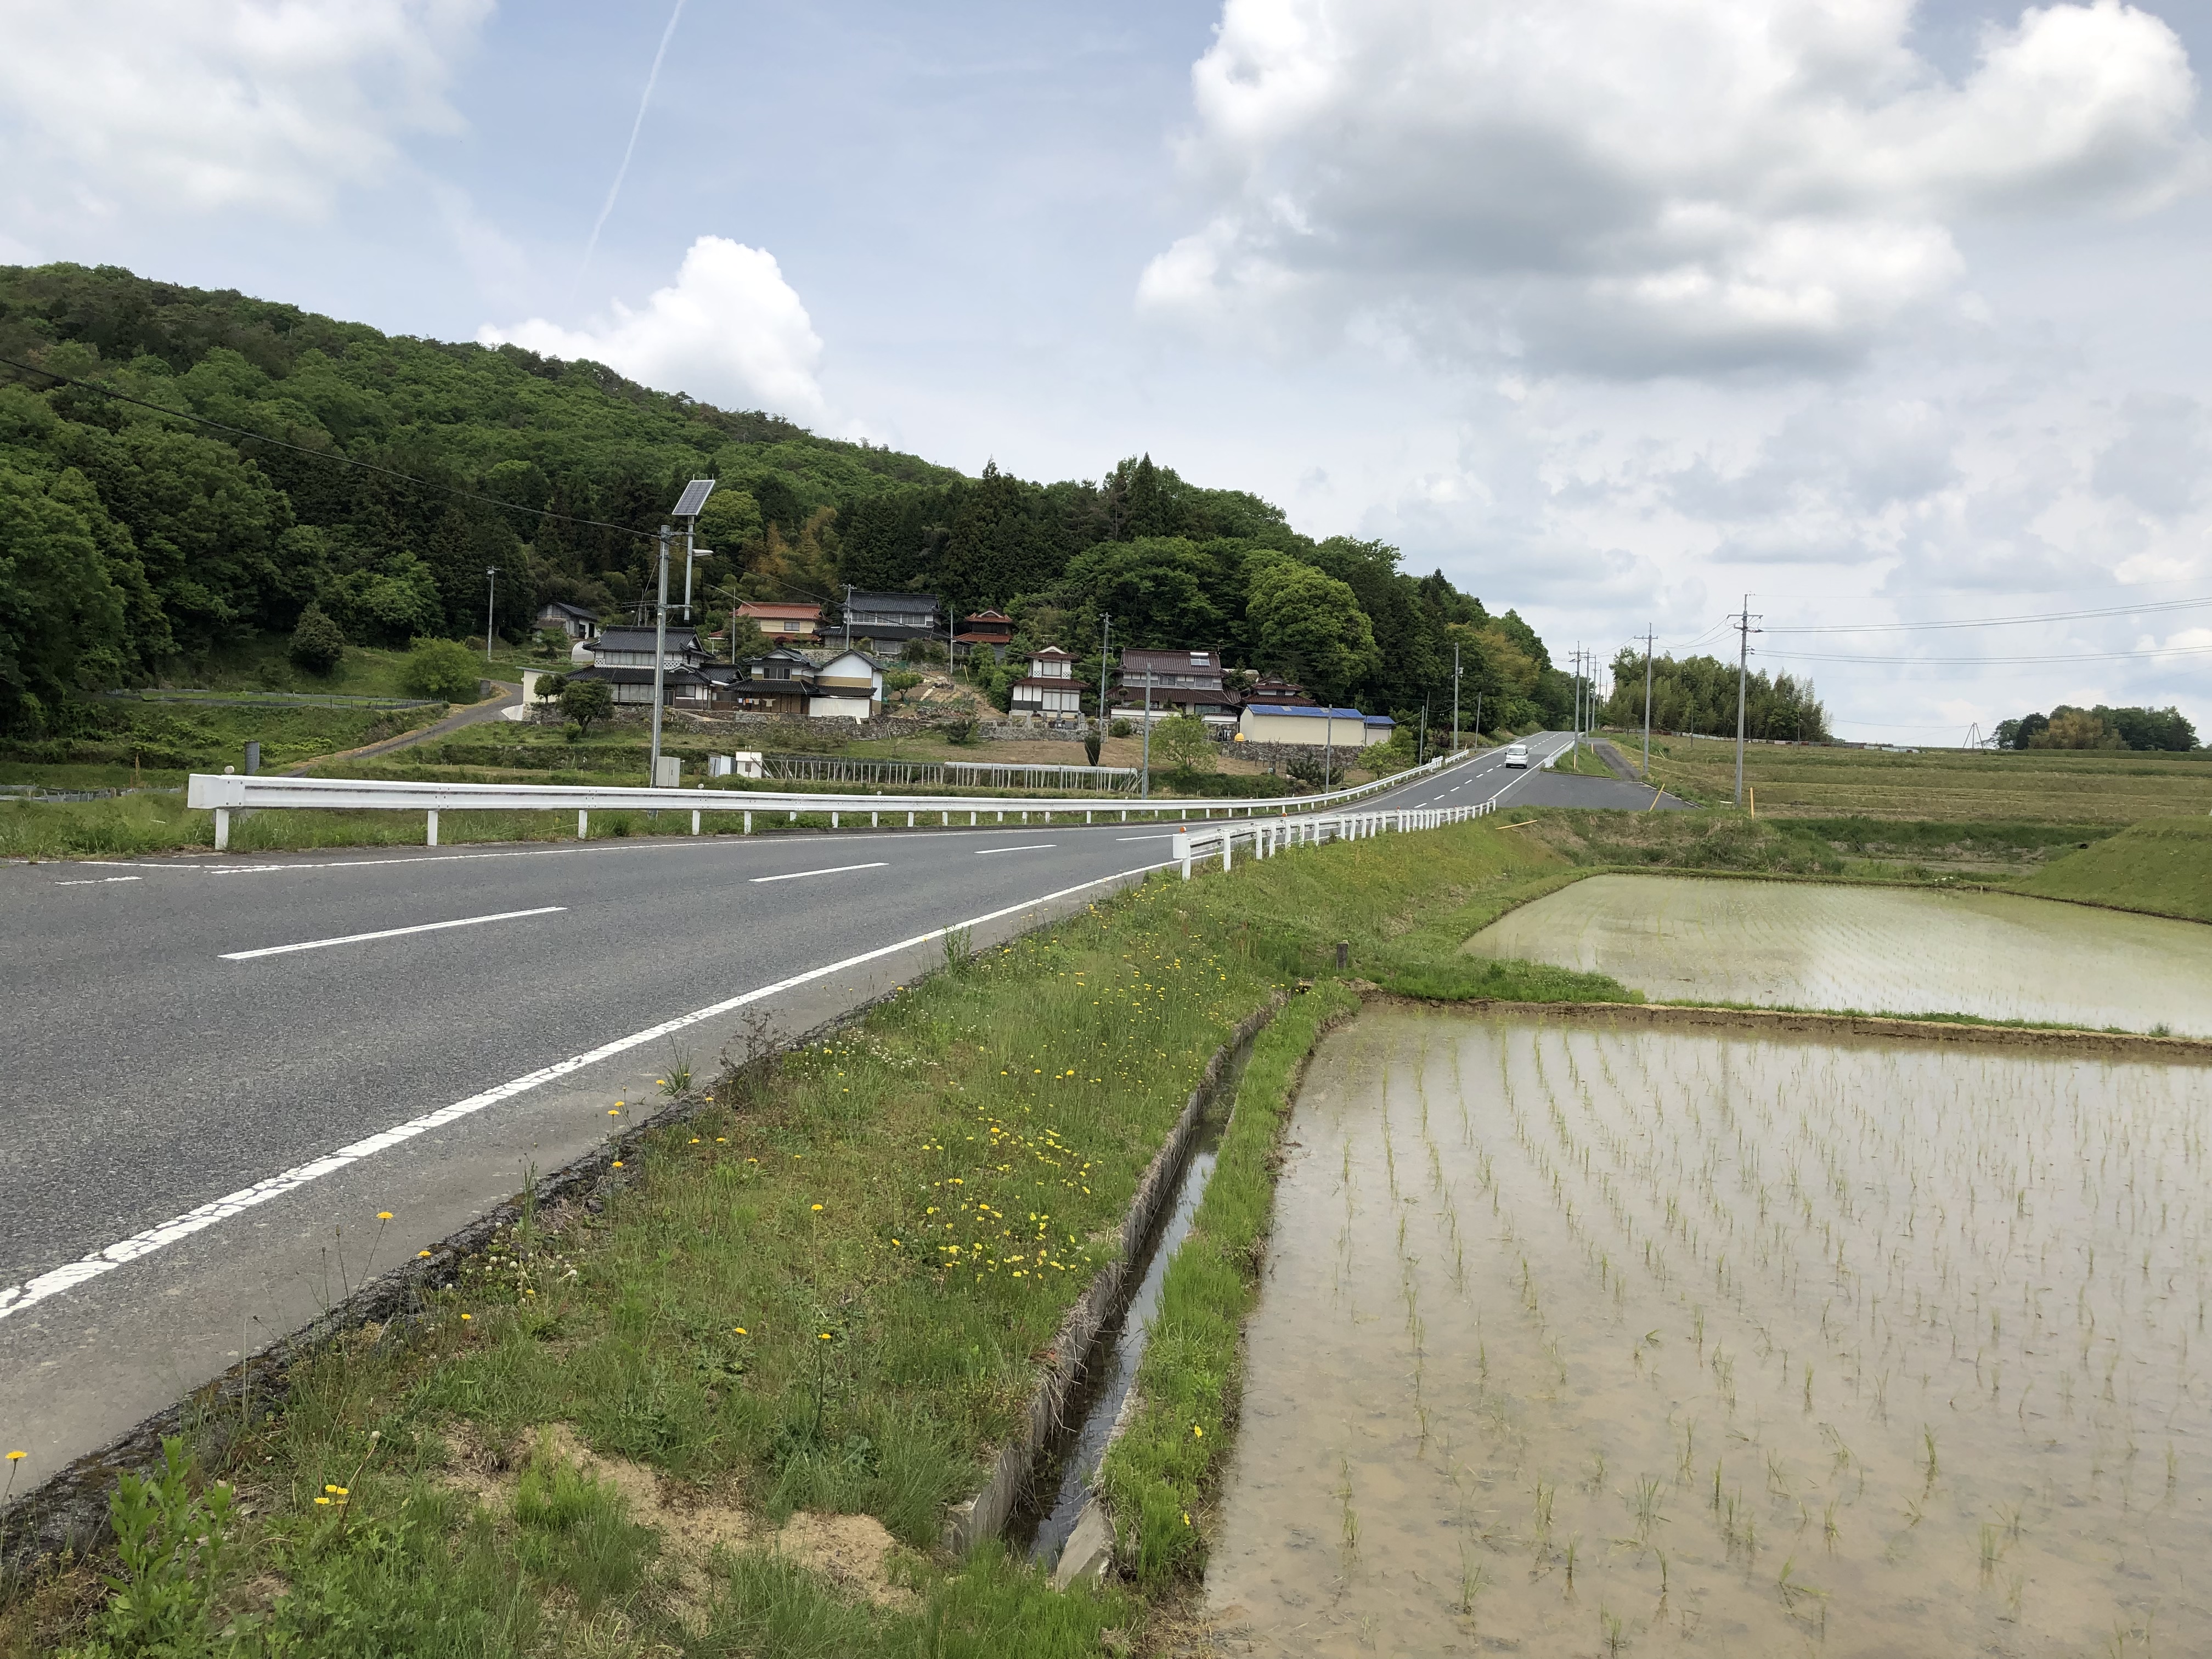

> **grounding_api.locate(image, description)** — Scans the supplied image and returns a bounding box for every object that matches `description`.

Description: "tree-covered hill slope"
[1,262,1571,736]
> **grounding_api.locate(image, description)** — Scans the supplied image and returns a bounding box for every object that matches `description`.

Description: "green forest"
[0,262,1573,738]
[1599,647,1831,743]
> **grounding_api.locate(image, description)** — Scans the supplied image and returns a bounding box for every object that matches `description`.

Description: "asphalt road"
[0,732,1584,1485]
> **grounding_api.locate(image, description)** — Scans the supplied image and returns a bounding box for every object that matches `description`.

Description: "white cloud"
[479,236,827,421]
[1142,0,2205,375]
[0,0,490,218]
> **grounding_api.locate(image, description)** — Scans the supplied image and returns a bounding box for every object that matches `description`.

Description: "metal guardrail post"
[427,809,439,847]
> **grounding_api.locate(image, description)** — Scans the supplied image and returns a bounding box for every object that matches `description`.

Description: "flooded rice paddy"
[1206,1007,2210,1657]
[1463,874,2212,1036]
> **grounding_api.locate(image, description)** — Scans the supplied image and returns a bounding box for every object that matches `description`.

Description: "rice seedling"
[1209,1006,2210,1656]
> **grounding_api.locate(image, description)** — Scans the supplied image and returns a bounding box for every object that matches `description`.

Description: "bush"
[1084,728,1103,766]
[1110,718,1134,738]
[1151,713,1215,772]
[402,638,484,702]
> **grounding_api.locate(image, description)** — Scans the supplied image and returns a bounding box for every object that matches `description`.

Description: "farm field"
[1463,873,2212,1034]
[1207,1006,2212,1657]
[1635,732,2212,823]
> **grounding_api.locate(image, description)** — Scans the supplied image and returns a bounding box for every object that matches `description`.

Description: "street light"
[673,478,715,624]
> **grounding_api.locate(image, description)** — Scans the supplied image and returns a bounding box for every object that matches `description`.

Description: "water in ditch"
[1463,873,2212,1036]
[1205,1005,2211,1657]
[1019,1091,1234,1567]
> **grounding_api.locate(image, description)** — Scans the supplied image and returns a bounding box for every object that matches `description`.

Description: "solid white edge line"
[749,861,888,883]
[974,843,1056,855]
[0,858,1173,1322]
[219,906,568,961]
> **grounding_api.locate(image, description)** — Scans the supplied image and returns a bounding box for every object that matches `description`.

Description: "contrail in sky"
[572,0,689,301]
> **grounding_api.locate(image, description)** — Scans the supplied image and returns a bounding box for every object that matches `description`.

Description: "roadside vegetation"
[1094,981,1359,1587]
[0,820,1608,1658]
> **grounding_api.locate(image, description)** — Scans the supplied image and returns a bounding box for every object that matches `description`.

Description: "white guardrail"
[184,748,1491,851]
[1167,797,1497,880]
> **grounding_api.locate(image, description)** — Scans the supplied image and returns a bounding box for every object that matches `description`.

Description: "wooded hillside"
[0,263,1571,735]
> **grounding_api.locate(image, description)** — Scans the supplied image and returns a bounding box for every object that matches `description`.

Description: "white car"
[1504,743,1530,768]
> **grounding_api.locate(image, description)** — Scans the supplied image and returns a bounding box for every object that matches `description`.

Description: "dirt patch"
[437,1421,755,1562]
[770,1511,915,1609]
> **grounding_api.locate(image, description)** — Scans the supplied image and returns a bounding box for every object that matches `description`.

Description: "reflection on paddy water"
[1462,874,2212,1036]
[1206,1007,2211,1658]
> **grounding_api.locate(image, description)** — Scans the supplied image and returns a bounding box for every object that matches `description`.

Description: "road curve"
[0,734,1578,1484]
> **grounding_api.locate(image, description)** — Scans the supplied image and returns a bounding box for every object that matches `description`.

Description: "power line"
[1767,595,2212,634]
[0,353,654,541]
[1762,643,2212,665]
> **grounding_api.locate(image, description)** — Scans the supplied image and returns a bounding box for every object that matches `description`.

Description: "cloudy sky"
[3,0,2208,740]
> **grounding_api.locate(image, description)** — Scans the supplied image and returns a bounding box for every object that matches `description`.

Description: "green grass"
[1510,808,2117,880]
[0,698,443,780]
[1637,731,2212,823]
[1094,983,1359,1586]
[5,820,1598,1656]
[2017,817,2212,923]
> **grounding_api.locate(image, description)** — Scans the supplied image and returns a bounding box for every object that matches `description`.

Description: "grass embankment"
[1637,730,2211,822]
[0,700,443,792]
[3,821,1610,1658]
[1095,983,1359,1588]
[1509,806,2116,880]
[2018,817,2212,922]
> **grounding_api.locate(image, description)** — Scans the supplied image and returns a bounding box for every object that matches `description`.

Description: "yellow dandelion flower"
[460,1313,472,1322]
[734,1327,748,1336]
[5,1451,24,1462]
[417,1249,432,1258]
[376,1211,393,1221]
[612,1161,624,1169]
[314,1496,330,1506]
[1192,1425,1204,1438]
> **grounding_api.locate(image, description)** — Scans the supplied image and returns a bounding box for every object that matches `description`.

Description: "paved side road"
[0,736,1575,1484]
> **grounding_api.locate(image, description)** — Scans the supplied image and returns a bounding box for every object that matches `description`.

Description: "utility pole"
[1733,595,1761,808]
[649,526,670,788]
[482,566,499,662]
[843,584,854,651]
[1139,652,1153,799]
[1324,697,1335,790]
[1474,689,1482,744]
[1451,643,1462,754]
[1097,613,1111,743]
[1571,645,1582,758]
[1418,697,1428,765]
[1642,626,1654,780]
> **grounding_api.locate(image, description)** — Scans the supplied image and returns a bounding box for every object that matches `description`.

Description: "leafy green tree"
[1053,537,1238,651]
[0,462,133,730]
[288,603,346,675]
[1245,558,1379,702]
[557,675,614,736]
[2028,710,2125,749]
[402,637,483,702]
[1151,712,1216,772]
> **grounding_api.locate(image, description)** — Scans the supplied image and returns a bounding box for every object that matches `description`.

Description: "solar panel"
[672,478,716,518]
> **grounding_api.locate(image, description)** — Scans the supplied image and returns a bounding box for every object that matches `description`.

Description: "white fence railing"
[1169,798,1499,879]
[184,748,1486,850]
